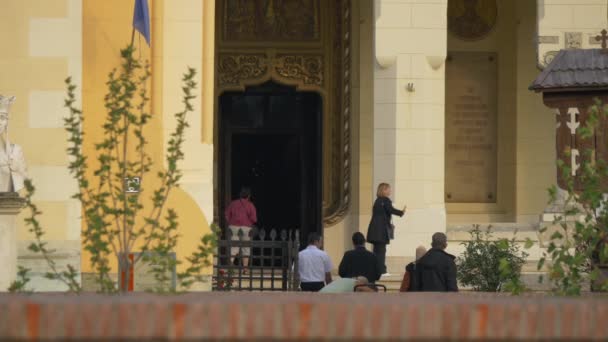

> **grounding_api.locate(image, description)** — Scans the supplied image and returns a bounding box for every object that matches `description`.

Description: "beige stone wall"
[79,0,213,286]
[442,1,555,278]
[446,0,557,225]
[373,0,448,260]
[515,0,557,223]
[156,0,214,289]
[161,0,214,222]
[323,0,375,267]
[538,0,608,68]
[0,0,82,290]
[1,0,567,288]
[525,0,608,222]
[352,0,376,244]
[371,0,560,266]
[446,0,518,223]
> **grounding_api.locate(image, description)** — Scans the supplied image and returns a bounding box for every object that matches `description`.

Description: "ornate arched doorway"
[214,0,352,241]
[219,81,322,237]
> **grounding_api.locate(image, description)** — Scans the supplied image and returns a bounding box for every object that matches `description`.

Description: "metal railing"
[213,227,300,291]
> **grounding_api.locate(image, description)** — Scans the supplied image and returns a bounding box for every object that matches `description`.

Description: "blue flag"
[133,0,151,46]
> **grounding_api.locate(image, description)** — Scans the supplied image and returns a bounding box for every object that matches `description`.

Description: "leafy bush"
[457,225,528,292]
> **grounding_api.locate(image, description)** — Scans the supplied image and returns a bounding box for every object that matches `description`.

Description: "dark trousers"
[300,282,325,292]
[373,243,387,274]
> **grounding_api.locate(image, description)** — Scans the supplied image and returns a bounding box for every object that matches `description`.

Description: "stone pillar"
[373,1,448,269]
[0,193,25,290]
[202,0,215,145]
[160,0,214,221]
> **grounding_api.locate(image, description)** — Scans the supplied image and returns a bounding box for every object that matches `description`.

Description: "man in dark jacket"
[411,232,458,292]
[338,232,382,283]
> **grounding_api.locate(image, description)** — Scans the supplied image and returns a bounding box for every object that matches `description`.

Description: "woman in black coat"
[366,183,406,275]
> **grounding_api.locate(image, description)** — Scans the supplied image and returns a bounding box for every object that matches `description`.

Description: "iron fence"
[213,227,300,291]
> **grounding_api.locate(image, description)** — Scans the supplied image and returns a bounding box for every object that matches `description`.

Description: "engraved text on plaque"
[445,52,497,203]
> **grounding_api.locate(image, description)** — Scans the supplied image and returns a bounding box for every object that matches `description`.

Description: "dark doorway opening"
[219,81,322,250]
[231,134,301,231]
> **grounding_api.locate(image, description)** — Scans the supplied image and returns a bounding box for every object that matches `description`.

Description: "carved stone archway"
[214,0,351,226]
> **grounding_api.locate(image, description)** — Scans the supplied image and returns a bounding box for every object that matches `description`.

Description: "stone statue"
[0,95,27,193]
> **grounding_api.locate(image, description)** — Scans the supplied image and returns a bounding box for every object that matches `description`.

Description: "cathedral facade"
[2,0,605,290]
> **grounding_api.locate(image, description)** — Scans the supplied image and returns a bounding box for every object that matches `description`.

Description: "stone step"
[383,259,545,279]
[374,271,553,292]
[218,271,554,292]
[216,277,293,291]
[447,222,539,240]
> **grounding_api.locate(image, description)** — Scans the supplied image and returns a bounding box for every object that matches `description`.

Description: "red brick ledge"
[0,293,607,341]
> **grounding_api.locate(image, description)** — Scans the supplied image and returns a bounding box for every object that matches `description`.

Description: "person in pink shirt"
[225,187,257,269]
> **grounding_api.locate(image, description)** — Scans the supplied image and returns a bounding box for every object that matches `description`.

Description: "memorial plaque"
[445,52,497,203]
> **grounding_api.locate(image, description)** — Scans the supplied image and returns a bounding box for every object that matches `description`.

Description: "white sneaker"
[381,273,391,277]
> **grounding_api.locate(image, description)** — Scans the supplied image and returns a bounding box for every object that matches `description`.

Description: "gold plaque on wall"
[448,0,497,41]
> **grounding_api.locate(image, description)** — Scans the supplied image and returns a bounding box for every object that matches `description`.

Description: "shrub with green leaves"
[457,225,528,292]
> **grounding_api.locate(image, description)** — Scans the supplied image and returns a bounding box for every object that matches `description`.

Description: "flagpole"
[130,28,136,47]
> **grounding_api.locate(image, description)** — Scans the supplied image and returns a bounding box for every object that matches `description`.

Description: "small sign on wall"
[124,177,141,193]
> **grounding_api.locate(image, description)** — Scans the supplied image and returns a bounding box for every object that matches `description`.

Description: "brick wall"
[1,293,607,341]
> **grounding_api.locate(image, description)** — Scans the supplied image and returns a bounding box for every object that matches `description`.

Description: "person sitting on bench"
[320,276,376,293]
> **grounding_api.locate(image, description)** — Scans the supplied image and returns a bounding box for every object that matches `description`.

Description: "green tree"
[11,46,216,293]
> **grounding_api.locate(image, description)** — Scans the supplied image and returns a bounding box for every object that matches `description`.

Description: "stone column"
[373,1,448,270]
[0,193,25,290]
[160,0,214,220]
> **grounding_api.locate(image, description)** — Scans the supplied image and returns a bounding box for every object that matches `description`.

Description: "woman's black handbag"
[382,200,396,240]
[388,223,395,240]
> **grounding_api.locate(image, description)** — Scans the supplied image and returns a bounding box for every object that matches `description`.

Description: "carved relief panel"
[217,54,269,86]
[275,54,324,86]
[222,0,320,42]
[448,0,497,41]
[535,2,606,69]
[215,0,351,226]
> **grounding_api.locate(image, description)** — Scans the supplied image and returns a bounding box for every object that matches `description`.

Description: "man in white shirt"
[298,233,333,291]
